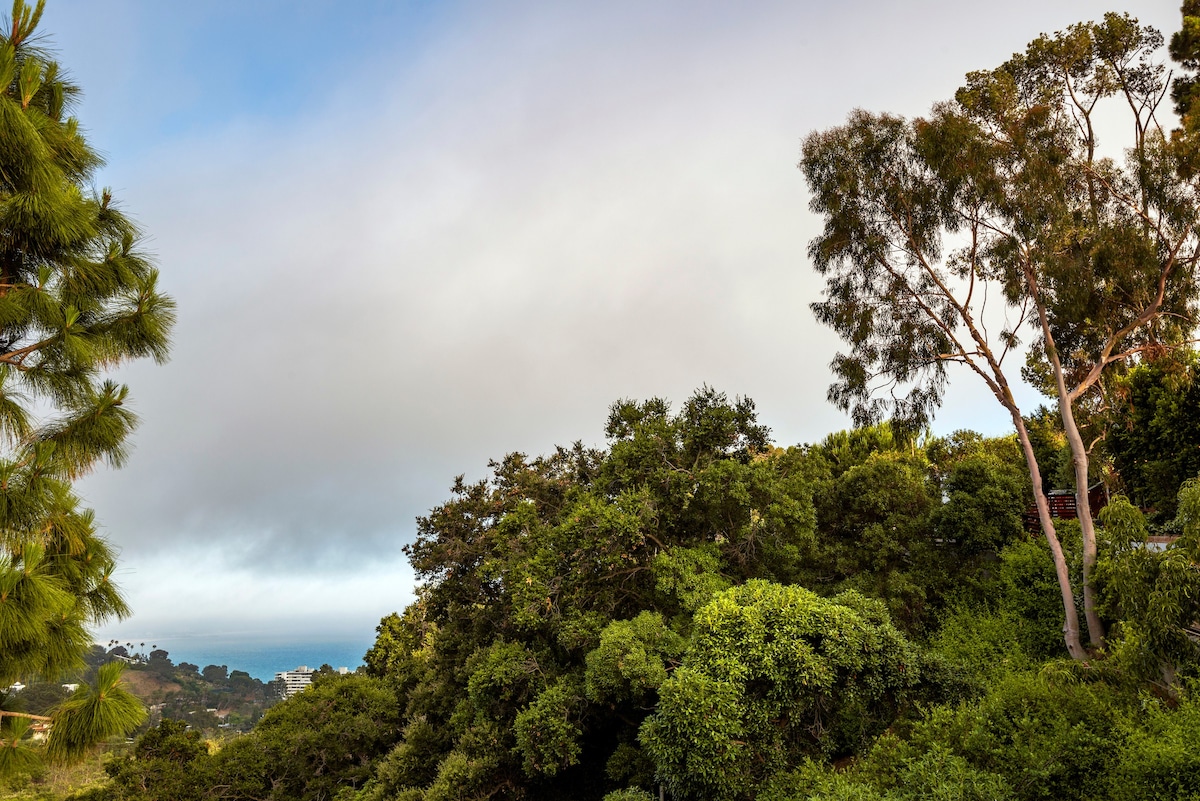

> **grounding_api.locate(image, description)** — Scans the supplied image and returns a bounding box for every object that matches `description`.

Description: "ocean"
[100,635,374,683]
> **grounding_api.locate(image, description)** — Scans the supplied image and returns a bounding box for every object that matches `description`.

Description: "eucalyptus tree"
[0,0,174,770]
[801,14,1200,659]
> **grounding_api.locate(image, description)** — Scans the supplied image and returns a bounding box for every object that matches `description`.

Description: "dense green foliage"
[92,383,1200,801]
[1107,352,1200,521]
[99,389,1082,801]
[640,582,920,800]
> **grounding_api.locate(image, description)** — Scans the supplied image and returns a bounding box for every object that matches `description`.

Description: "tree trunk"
[1012,411,1087,660]
[1058,397,1105,650]
[1026,267,1104,652]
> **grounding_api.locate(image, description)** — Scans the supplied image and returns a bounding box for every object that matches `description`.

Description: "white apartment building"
[274,666,315,697]
[273,665,354,698]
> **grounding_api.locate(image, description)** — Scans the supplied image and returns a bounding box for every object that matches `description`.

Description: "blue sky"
[26,1,1182,644]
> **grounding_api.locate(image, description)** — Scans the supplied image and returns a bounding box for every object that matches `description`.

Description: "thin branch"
[0,710,53,722]
[1068,227,1193,401]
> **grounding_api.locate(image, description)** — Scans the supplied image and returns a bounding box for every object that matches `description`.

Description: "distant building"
[271,665,354,697]
[274,666,315,697]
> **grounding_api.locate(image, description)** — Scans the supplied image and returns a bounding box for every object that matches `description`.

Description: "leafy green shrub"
[101,719,208,801]
[585,612,684,704]
[857,672,1132,801]
[640,581,920,801]
[994,537,1072,659]
[1107,689,1200,800]
[930,606,1039,691]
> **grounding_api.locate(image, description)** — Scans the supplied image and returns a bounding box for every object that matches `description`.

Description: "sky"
[26,0,1181,645]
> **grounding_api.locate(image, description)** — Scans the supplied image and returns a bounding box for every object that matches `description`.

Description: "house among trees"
[1023,484,1110,531]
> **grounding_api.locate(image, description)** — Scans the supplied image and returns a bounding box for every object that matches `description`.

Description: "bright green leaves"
[7,2,45,50]
[1108,692,1200,800]
[585,612,684,705]
[650,545,730,615]
[17,52,41,108]
[0,43,13,93]
[0,716,41,779]
[364,607,433,682]
[0,542,76,683]
[38,379,138,478]
[1095,488,1200,688]
[640,668,748,800]
[640,581,921,801]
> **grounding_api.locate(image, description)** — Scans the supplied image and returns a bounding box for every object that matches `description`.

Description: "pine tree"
[0,0,175,772]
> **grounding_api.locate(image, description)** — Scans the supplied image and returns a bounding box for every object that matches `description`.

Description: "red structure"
[1023,484,1110,531]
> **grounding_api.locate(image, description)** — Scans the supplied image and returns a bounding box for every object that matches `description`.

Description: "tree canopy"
[801,12,1200,659]
[96,389,1057,801]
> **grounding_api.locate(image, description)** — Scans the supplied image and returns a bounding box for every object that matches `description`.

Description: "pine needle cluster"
[0,0,173,775]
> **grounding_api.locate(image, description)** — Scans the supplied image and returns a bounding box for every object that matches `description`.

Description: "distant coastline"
[97,635,371,682]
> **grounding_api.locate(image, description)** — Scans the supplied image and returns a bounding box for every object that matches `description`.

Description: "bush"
[639,581,920,801]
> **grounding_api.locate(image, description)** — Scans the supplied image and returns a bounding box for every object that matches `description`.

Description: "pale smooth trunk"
[1027,271,1104,651]
[1011,410,1087,660]
[1058,400,1105,649]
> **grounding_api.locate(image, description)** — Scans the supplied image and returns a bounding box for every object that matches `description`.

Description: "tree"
[638,581,920,801]
[800,14,1200,659]
[0,0,174,772]
[201,664,229,684]
[352,389,820,801]
[1094,487,1200,691]
[101,719,209,801]
[1106,350,1200,521]
[126,674,403,801]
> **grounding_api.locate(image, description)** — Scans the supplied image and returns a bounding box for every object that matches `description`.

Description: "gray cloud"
[57,0,1179,635]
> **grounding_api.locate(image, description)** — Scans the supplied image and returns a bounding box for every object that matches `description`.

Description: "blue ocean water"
[99,635,373,683]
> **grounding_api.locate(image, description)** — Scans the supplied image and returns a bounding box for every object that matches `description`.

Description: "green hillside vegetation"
[111,646,277,734]
[76,387,1200,801]
[0,644,279,798]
